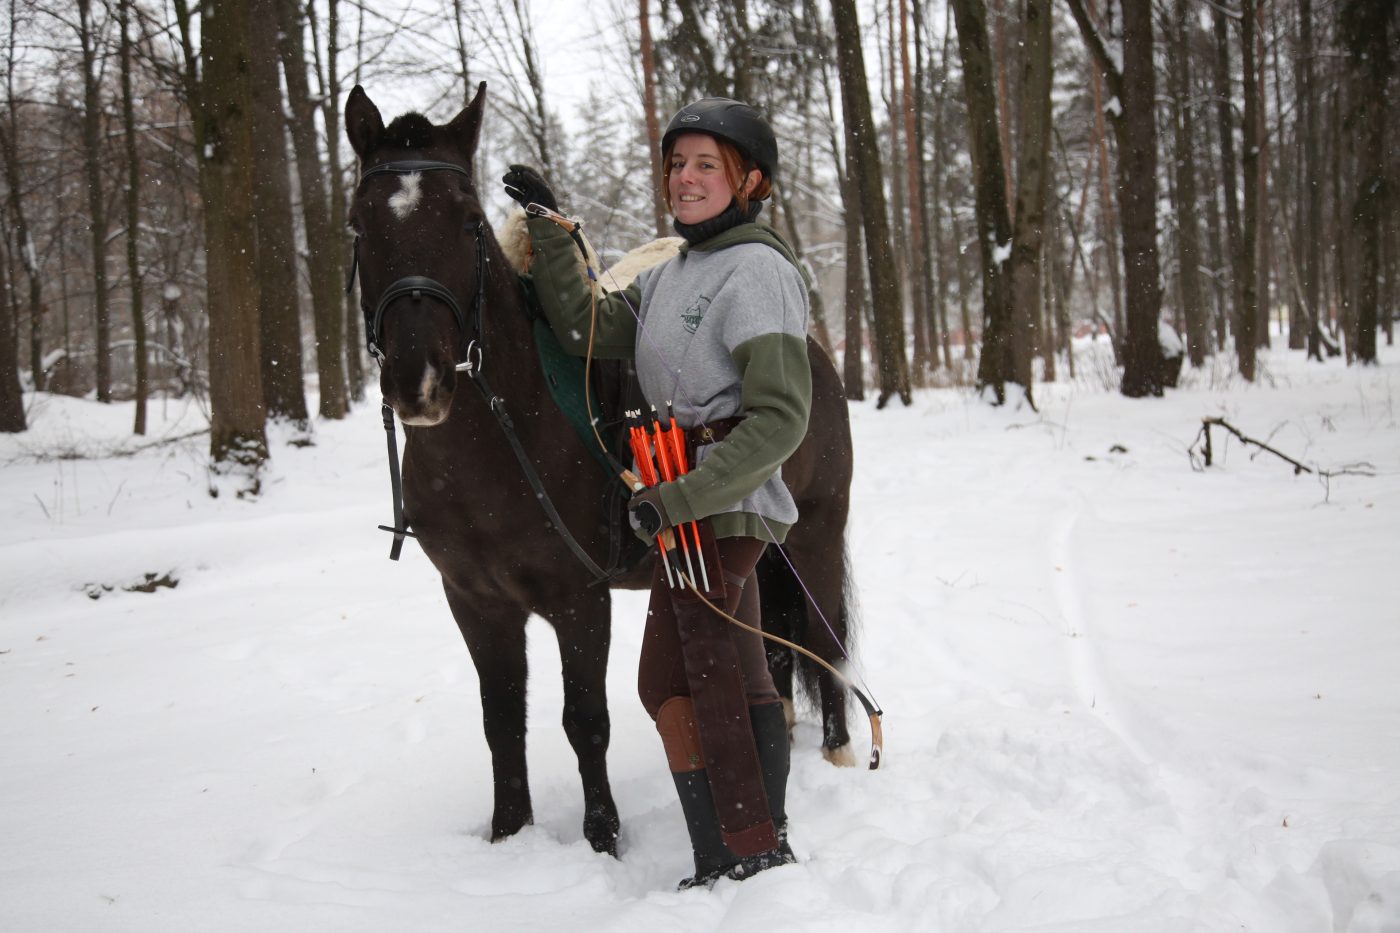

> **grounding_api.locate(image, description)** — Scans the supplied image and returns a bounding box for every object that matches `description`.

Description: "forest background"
[0,0,1395,486]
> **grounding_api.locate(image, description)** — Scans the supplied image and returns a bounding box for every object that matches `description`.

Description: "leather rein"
[350,158,611,581]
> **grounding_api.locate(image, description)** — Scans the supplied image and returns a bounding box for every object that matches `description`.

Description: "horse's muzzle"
[385,359,457,426]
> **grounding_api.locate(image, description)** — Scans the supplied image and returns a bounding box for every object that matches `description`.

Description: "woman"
[503,97,812,888]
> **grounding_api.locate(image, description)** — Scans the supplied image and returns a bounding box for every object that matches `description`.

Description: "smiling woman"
[504,95,862,890]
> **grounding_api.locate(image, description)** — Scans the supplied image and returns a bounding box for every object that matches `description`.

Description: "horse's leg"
[547,587,620,856]
[778,524,856,767]
[443,584,534,840]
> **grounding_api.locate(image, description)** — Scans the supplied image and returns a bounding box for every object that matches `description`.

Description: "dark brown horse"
[344,82,857,856]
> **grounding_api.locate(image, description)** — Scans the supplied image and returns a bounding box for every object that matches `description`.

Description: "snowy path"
[3,349,1399,931]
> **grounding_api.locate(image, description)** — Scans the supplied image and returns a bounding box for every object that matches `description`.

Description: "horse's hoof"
[490,811,533,842]
[584,805,620,857]
[821,743,857,768]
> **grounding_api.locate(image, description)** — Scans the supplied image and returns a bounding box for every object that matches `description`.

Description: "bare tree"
[249,0,308,427]
[640,0,667,238]
[1166,0,1208,368]
[0,169,22,430]
[75,0,113,401]
[951,0,1021,404]
[177,0,268,476]
[1007,0,1053,396]
[1298,0,1324,360]
[307,0,363,402]
[831,0,910,407]
[1066,0,1168,396]
[276,0,348,419]
[2,0,45,393]
[118,0,147,433]
[1340,0,1393,364]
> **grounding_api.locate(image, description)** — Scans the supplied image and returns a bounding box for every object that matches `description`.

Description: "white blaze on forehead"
[389,172,423,220]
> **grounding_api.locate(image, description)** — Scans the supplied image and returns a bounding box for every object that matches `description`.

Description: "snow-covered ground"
[3,343,1398,932]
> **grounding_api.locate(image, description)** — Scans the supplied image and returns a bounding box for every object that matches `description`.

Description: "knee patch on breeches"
[655,696,706,773]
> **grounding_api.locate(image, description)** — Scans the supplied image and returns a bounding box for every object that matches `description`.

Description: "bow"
[526,203,884,769]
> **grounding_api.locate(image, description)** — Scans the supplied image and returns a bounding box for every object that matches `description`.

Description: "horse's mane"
[382,112,437,151]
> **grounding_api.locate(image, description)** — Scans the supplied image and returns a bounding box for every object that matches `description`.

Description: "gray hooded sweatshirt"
[524,216,812,543]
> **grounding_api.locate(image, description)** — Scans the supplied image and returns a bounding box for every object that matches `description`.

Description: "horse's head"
[346,83,490,426]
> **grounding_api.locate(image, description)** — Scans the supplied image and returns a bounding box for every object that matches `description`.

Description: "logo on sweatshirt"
[681,296,712,334]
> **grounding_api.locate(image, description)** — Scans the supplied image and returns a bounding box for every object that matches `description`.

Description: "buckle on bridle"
[456,339,482,375]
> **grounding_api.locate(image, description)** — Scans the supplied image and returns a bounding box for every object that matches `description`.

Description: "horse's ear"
[445,81,487,162]
[345,85,384,160]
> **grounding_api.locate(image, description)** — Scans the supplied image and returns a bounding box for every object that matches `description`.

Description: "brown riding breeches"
[637,536,780,718]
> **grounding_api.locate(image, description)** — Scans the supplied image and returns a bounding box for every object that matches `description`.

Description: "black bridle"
[349,158,612,582]
[348,160,485,372]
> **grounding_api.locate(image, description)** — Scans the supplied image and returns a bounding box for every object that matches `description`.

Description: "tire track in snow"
[1048,493,1154,764]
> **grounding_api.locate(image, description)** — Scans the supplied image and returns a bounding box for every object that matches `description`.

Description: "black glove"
[502,164,558,212]
[628,485,672,538]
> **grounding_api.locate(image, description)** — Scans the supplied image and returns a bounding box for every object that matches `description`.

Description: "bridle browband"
[350,158,613,582]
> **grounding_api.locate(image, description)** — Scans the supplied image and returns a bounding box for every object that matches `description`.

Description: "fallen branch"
[1189,417,1376,485]
[4,429,210,465]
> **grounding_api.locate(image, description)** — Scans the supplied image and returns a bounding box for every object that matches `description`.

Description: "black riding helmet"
[661,97,779,181]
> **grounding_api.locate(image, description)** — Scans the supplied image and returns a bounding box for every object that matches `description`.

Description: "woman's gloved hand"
[628,485,673,538]
[502,164,559,213]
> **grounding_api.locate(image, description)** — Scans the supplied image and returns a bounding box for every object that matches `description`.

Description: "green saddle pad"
[521,275,619,476]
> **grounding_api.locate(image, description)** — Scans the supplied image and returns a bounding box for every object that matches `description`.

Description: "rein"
[352,159,611,581]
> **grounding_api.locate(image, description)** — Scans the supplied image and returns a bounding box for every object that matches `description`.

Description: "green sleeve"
[659,332,812,524]
[525,216,639,360]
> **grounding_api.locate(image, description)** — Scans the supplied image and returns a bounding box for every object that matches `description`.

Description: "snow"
[3,343,1400,932]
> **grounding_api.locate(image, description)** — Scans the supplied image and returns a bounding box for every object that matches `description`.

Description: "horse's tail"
[792,536,859,716]
[758,533,859,726]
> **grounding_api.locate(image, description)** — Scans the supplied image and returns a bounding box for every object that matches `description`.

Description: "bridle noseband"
[349,160,486,373]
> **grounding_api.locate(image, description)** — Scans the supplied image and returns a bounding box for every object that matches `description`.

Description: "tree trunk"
[1008,0,1053,395]
[77,0,112,402]
[1213,6,1245,349]
[639,0,667,239]
[1299,0,1323,360]
[1067,0,1167,396]
[1341,0,1391,364]
[118,0,147,434]
[311,0,363,402]
[954,0,1021,405]
[831,0,911,407]
[249,0,308,426]
[901,0,932,383]
[1237,0,1260,380]
[842,179,867,400]
[1090,67,1124,351]
[0,123,43,393]
[1169,0,1207,367]
[194,0,268,473]
[276,0,348,419]
[1255,3,1273,350]
[0,207,23,430]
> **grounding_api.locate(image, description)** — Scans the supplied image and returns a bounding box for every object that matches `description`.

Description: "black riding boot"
[727,701,797,880]
[657,697,740,888]
[671,768,739,888]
